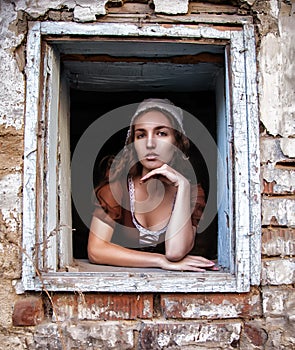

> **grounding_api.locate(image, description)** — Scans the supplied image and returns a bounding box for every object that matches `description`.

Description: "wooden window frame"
[22,21,261,292]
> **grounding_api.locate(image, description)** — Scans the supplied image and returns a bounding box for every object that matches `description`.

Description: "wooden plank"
[36,40,48,271]
[190,2,239,14]
[58,71,73,268]
[40,22,234,40]
[243,24,261,286]
[216,65,234,272]
[229,30,251,292]
[33,268,237,292]
[22,22,41,290]
[61,52,224,64]
[100,13,253,25]
[43,44,60,272]
[62,61,219,91]
[107,2,153,14]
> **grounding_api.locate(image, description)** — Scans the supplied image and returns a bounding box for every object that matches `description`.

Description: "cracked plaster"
[14,0,108,21]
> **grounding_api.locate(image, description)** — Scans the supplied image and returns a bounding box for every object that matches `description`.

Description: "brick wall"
[1,1,294,349]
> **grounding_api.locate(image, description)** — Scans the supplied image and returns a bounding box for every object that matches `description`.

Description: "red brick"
[139,322,241,349]
[243,322,268,347]
[79,293,153,320]
[161,288,262,319]
[51,294,78,321]
[262,179,276,194]
[12,296,44,326]
[51,293,153,321]
[262,228,295,256]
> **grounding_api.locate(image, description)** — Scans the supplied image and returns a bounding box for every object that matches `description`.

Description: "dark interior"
[70,90,218,260]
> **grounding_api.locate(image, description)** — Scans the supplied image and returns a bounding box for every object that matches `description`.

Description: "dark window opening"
[70,90,217,260]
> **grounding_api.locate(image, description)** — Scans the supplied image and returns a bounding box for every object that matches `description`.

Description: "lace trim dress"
[92,178,206,253]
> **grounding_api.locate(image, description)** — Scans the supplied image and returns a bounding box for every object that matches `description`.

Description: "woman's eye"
[157,131,167,136]
[136,133,145,139]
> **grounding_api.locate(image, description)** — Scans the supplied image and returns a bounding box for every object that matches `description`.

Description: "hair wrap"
[125,98,185,144]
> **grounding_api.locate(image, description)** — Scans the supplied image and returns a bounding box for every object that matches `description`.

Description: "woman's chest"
[132,184,176,230]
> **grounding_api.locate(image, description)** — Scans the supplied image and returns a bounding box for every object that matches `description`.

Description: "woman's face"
[133,110,176,173]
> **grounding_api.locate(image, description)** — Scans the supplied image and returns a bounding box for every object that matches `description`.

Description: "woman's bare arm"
[87,216,215,271]
[140,164,196,261]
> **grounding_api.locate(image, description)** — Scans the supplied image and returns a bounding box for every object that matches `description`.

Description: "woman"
[88,98,217,271]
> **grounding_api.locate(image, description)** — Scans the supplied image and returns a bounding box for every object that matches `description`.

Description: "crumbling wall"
[0,0,294,349]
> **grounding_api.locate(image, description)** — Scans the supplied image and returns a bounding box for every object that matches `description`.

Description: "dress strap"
[128,176,167,247]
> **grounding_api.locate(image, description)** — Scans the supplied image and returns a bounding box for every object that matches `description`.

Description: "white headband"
[126,98,185,144]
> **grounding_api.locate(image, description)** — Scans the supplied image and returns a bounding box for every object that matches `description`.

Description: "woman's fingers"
[140,164,180,185]
[163,255,218,272]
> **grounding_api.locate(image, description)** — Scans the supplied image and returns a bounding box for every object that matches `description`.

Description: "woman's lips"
[145,153,159,160]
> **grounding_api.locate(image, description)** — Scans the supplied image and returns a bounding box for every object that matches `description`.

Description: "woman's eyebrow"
[134,125,171,132]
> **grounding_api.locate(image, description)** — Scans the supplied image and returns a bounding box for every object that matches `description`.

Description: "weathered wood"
[62,61,221,92]
[36,262,237,292]
[58,71,73,268]
[61,53,224,64]
[107,2,153,15]
[243,24,261,286]
[22,21,260,293]
[43,43,60,272]
[100,13,253,25]
[22,22,42,289]
[230,29,252,292]
[189,2,239,15]
[40,22,235,39]
[216,63,234,272]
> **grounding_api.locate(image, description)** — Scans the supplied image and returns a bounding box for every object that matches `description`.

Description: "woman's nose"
[146,135,156,149]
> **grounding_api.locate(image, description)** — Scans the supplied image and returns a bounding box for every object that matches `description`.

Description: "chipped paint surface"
[154,0,189,15]
[0,2,24,130]
[14,0,108,21]
[262,228,295,256]
[261,163,295,194]
[0,173,22,231]
[0,0,294,349]
[280,138,295,157]
[262,259,295,285]
[262,197,295,227]
[258,5,295,137]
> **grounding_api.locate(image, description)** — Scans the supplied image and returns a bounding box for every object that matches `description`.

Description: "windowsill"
[28,258,238,293]
[74,259,226,274]
[22,22,260,294]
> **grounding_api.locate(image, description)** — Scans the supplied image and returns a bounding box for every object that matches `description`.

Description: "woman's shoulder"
[190,183,206,207]
[190,182,205,197]
[93,180,127,223]
[95,180,125,208]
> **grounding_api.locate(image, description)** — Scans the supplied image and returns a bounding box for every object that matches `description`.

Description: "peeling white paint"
[73,1,108,22]
[262,232,295,257]
[262,198,295,227]
[260,138,287,163]
[269,0,279,18]
[173,323,241,346]
[243,0,256,6]
[280,138,295,158]
[0,173,21,231]
[143,299,152,317]
[14,0,108,21]
[258,9,295,137]
[154,0,189,15]
[261,163,295,193]
[0,2,25,130]
[157,332,170,347]
[262,259,295,285]
[77,302,129,321]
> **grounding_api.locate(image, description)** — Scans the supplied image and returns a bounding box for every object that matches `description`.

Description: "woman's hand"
[140,163,189,188]
[160,255,219,272]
